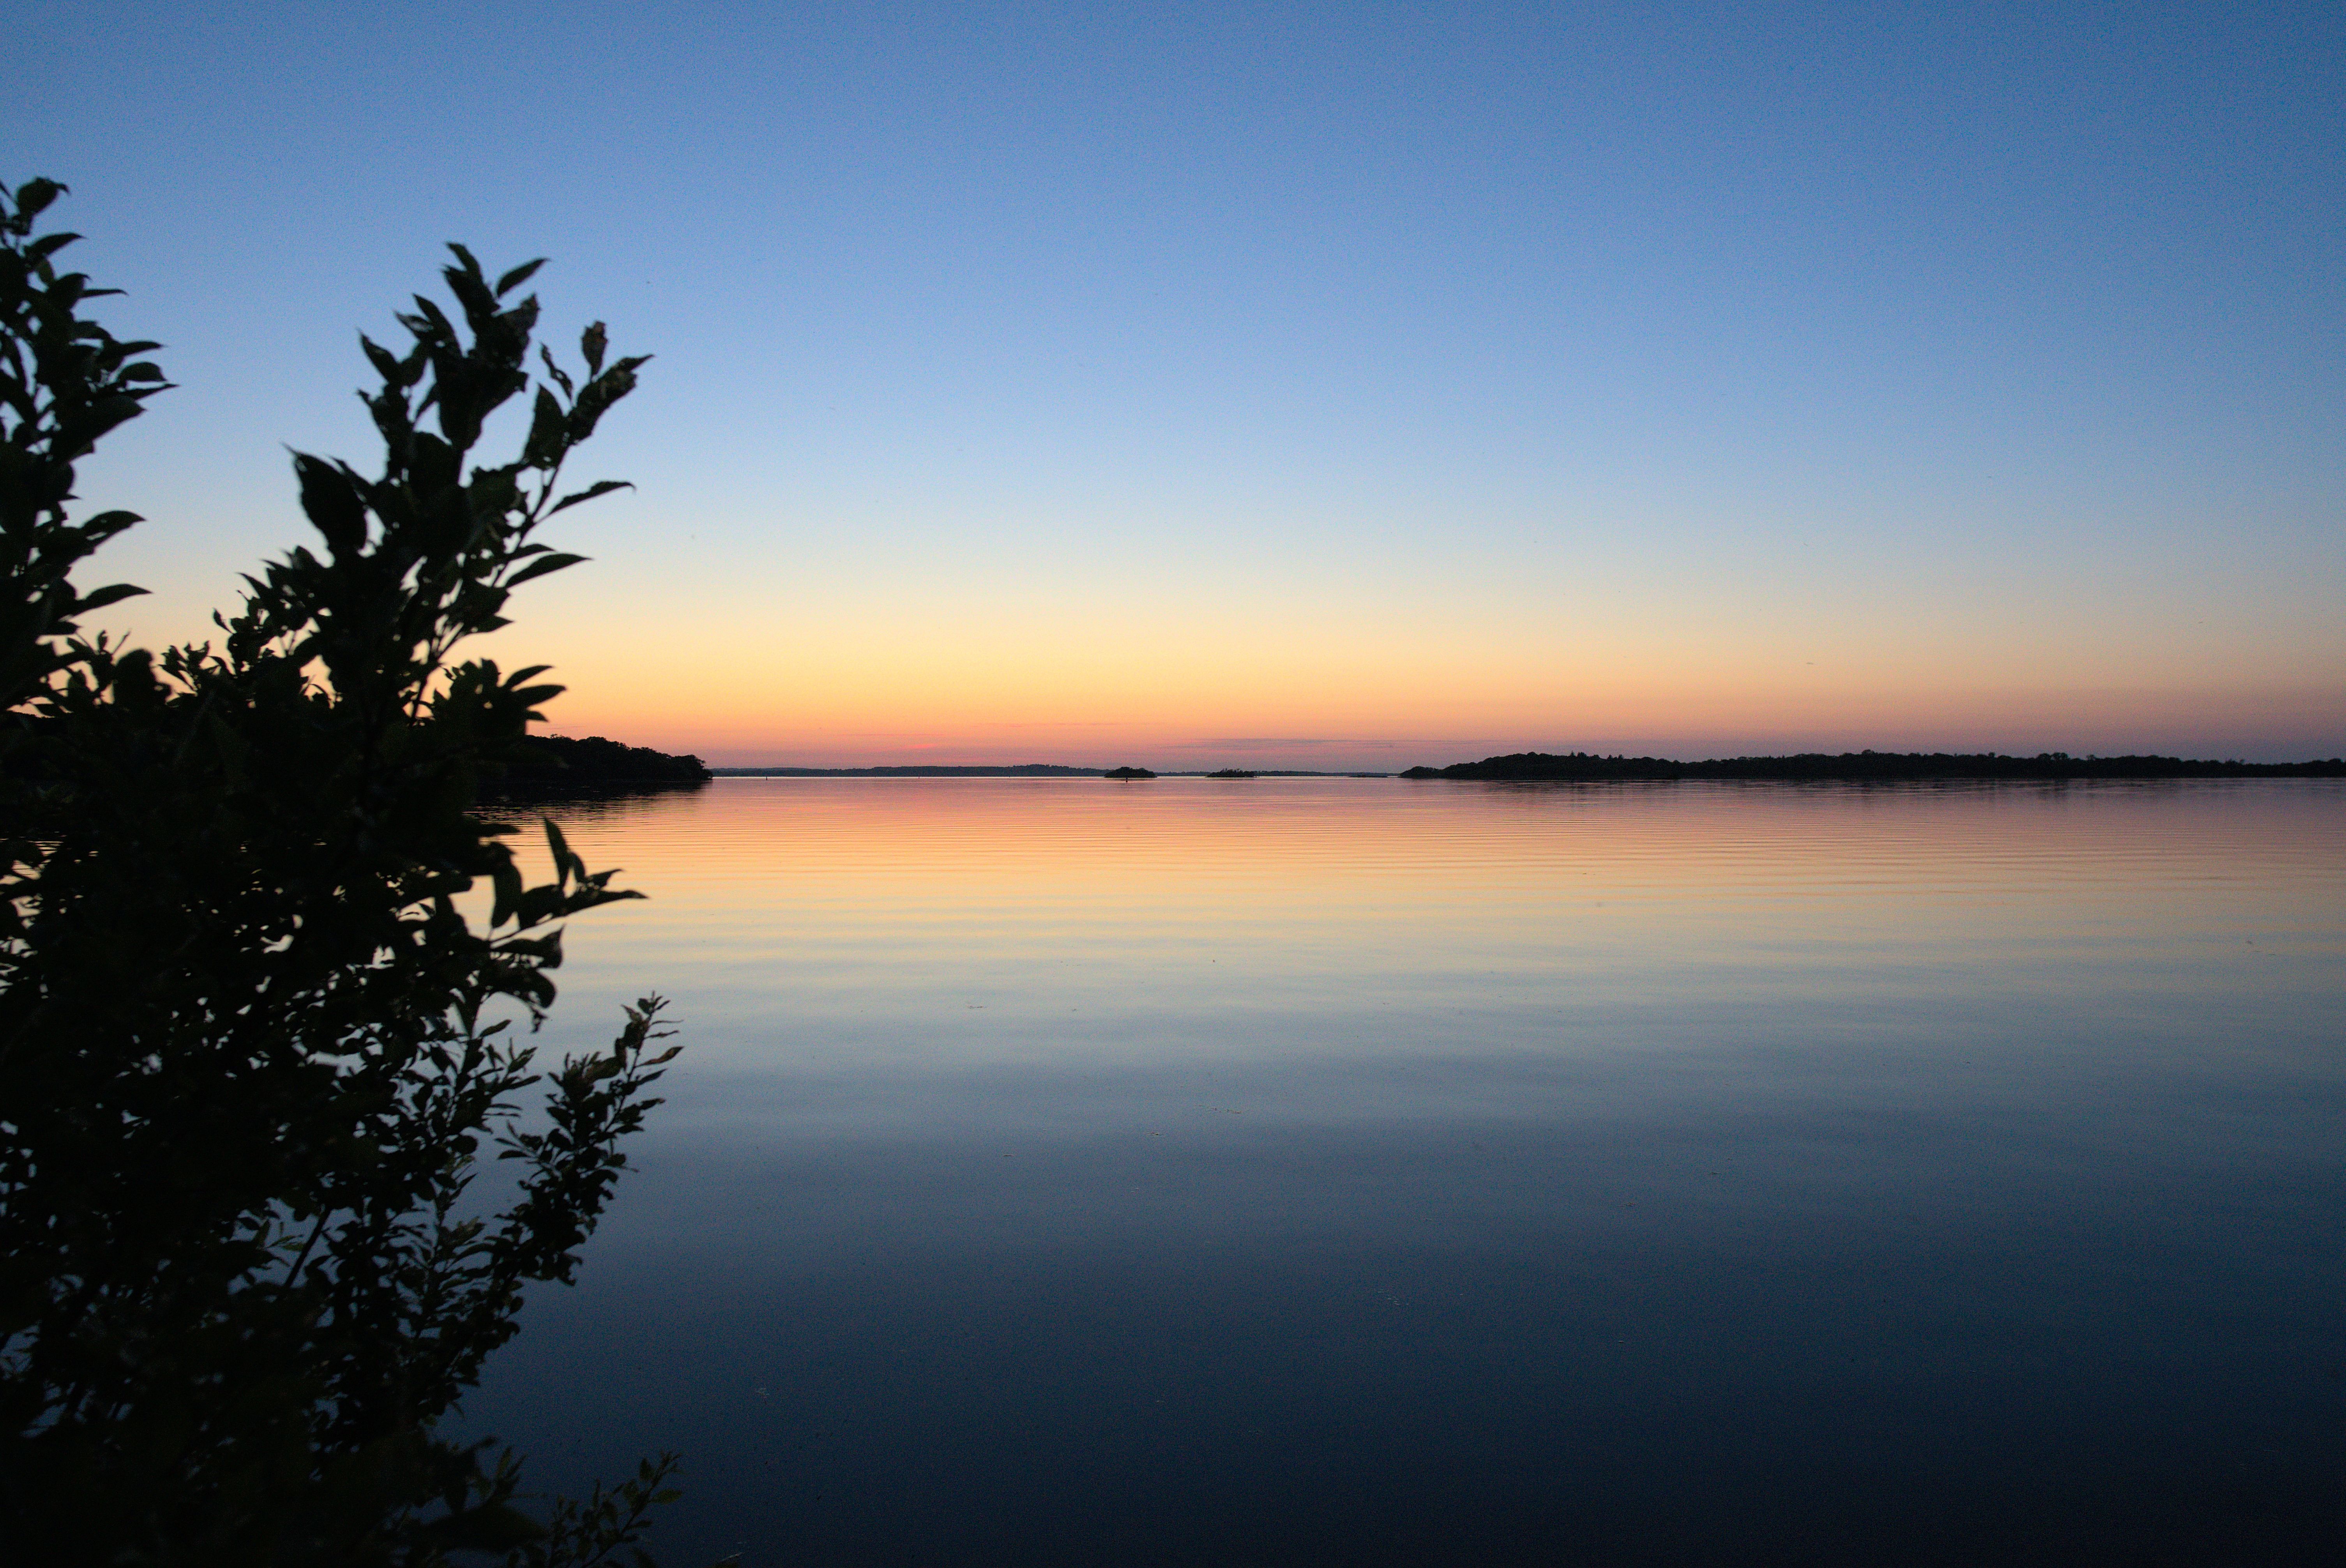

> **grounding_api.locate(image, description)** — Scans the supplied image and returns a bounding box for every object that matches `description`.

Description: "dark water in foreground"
[463,779,2345,1565]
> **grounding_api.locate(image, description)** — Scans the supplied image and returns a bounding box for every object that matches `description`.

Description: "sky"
[17,0,2343,768]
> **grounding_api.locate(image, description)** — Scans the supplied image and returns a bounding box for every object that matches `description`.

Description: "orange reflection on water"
[495,779,2346,1081]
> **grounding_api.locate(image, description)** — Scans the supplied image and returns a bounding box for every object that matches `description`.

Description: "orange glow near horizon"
[458,553,2345,769]
[527,660,2345,770]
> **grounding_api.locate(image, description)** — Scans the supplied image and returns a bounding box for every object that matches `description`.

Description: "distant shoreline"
[707,765,1392,778]
[699,752,2346,781]
[537,749,2346,784]
[490,734,712,790]
[1399,750,2346,781]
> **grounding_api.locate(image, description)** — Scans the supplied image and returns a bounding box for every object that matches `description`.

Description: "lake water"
[463,778,2345,1566]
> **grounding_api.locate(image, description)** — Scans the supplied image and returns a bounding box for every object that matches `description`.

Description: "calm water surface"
[466,779,2345,1565]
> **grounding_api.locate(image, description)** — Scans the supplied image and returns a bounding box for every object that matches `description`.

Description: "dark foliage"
[1102,766,1157,780]
[1402,750,2346,781]
[0,178,692,1565]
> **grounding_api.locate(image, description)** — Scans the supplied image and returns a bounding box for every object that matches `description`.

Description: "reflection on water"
[465,780,2346,1566]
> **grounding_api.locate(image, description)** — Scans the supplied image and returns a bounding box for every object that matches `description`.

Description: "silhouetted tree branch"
[0,177,690,1565]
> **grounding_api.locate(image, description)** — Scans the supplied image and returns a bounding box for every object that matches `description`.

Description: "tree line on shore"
[504,732,710,785]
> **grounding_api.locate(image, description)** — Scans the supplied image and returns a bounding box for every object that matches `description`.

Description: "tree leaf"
[495,258,546,296]
[293,452,369,556]
[506,552,588,588]
[72,582,147,613]
[546,479,632,516]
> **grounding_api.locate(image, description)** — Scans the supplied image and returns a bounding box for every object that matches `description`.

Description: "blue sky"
[19,0,2343,764]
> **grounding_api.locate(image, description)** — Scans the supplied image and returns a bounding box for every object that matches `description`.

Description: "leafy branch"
[0,179,704,1566]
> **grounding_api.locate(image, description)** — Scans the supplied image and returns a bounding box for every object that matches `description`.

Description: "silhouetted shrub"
[0,178,689,1565]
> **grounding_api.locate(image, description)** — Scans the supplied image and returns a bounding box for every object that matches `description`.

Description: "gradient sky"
[19,0,2343,767]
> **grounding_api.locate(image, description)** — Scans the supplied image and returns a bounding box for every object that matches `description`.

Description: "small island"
[1103,766,1158,780]
[1206,769,1259,779]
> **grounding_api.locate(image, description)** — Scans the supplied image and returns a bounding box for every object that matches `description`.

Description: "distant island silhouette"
[1207,769,1259,779]
[1400,750,2346,781]
[1103,766,1158,780]
[502,734,711,787]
